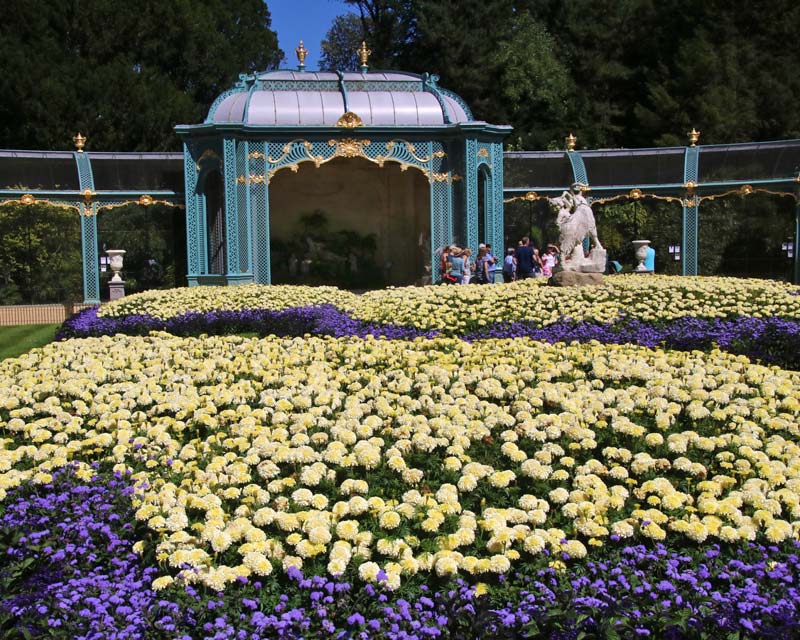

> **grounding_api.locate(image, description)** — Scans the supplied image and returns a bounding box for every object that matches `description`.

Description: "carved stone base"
[109,281,126,300]
[560,247,607,273]
[548,271,604,288]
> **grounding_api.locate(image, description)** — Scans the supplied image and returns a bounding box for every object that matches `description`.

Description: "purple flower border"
[56,306,800,370]
[2,469,800,638]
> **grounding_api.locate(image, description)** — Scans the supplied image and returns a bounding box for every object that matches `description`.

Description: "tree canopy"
[0,0,282,151]
[326,0,800,148]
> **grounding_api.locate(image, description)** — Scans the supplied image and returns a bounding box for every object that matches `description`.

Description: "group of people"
[442,237,560,284]
[505,236,559,281]
[441,243,498,284]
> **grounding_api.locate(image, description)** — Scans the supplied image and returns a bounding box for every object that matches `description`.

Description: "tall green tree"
[0,0,282,151]
[320,13,365,71]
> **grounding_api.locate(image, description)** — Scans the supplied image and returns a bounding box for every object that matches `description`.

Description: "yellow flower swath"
[96,276,800,336]
[2,333,800,590]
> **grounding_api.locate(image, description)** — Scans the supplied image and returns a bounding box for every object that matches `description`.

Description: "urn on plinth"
[632,240,651,272]
[106,250,126,282]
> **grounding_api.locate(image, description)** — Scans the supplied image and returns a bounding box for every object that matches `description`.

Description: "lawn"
[0,324,58,360]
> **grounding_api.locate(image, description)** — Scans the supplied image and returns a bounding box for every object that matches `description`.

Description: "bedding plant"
[2,276,800,638]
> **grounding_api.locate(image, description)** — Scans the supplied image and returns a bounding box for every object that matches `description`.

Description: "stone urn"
[106,249,126,282]
[632,240,651,272]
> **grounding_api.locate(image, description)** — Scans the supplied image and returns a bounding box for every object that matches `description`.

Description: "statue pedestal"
[109,281,126,300]
[548,271,604,287]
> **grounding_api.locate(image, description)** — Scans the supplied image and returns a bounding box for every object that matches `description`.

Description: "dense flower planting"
[95,276,800,335]
[4,275,800,637]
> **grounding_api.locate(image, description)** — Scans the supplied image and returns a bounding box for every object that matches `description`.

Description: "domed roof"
[206,70,476,127]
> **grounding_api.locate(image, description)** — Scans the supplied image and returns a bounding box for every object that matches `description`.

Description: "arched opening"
[204,170,226,275]
[268,157,431,288]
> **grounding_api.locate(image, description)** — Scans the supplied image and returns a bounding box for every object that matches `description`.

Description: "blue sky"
[267,0,354,71]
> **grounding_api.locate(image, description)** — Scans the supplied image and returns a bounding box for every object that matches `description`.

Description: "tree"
[0,0,283,151]
[340,0,417,70]
[320,13,365,71]
[0,204,83,303]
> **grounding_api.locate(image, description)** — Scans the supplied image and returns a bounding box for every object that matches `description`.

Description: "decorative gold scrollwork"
[433,150,446,158]
[385,140,432,164]
[477,148,490,158]
[248,151,266,160]
[629,188,643,199]
[336,111,364,128]
[138,195,153,206]
[329,138,371,159]
[20,193,35,205]
[237,174,267,185]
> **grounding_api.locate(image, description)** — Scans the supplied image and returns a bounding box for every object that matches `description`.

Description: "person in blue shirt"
[446,247,465,283]
[644,246,655,272]
[502,248,517,282]
[514,237,535,278]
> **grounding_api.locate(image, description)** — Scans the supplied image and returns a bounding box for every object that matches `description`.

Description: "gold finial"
[358,41,371,71]
[565,132,576,152]
[688,127,700,147]
[295,41,308,69]
[73,132,86,153]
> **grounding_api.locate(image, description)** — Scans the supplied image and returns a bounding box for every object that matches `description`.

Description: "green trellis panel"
[683,146,700,275]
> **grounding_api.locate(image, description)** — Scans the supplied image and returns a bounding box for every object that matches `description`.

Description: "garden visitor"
[486,244,501,283]
[445,247,465,284]
[440,245,454,274]
[475,246,491,284]
[542,244,559,277]
[644,245,655,272]
[461,248,473,284]
[503,248,517,282]
[532,247,544,276]
[514,236,535,279]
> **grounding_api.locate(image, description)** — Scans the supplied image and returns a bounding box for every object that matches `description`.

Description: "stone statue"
[548,183,606,273]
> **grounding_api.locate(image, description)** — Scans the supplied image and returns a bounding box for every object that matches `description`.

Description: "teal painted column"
[249,141,271,284]
[682,146,700,275]
[429,141,450,283]
[222,138,240,281]
[74,151,100,303]
[184,142,201,286]
[488,141,505,258]
[465,139,479,255]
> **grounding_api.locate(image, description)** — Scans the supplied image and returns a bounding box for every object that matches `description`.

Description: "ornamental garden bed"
[2,276,800,638]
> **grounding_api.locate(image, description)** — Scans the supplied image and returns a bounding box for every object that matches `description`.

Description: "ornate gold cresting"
[688,128,700,147]
[629,188,643,199]
[138,194,153,206]
[565,133,577,151]
[336,111,364,128]
[477,148,490,158]
[358,41,371,71]
[73,133,86,153]
[20,194,36,205]
[330,138,371,159]
[295,41,308,70]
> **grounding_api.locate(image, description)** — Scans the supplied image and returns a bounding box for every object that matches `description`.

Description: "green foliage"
[0,203,82,303]
[320,13,365,72]
[0,0,282,151]
[96,204,187,296]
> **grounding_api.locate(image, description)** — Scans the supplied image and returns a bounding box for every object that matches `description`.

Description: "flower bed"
[59,277,800,370]
[5,276,800,637]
